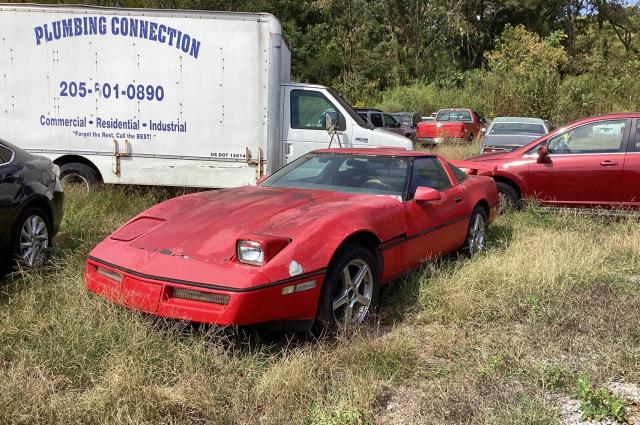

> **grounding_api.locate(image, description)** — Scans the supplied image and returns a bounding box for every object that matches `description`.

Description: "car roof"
[490,117,545,124]
[312,147,437,157]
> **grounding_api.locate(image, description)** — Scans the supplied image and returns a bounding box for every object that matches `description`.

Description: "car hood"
[484,134,540,147]
[465,151,512,162]
[103,186,401,265]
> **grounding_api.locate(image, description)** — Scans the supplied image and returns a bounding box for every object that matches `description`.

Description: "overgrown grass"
[1,171,639,423]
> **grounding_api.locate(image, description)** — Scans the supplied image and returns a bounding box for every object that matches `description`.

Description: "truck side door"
[282,87,351,163]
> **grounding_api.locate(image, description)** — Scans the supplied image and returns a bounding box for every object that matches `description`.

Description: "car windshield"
[260,153,409,196]
[490,122,546,135]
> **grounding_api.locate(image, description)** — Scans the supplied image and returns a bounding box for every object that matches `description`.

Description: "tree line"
[8,0,640,123]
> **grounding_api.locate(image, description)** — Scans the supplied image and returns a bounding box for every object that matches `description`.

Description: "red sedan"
[85,148,498,330]
[452,113,640,211]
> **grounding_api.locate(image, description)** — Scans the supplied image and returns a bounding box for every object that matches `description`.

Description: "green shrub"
[573,374,627,422]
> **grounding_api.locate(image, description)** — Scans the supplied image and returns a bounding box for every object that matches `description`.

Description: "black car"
[356,109,416,140]
[0,139,64,267]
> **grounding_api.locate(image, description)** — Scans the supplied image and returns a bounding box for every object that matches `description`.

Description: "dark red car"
[451,113,640,211]
[416,109,485,145]
[85,148,498,330]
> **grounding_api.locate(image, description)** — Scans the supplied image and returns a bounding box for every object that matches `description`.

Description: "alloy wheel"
[331,259,374,325]
[19,215,49,267]
[468,213,486,255]
[498,191,513,214]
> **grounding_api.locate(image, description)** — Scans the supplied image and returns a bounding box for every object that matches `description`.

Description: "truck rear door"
[281,86,351,163]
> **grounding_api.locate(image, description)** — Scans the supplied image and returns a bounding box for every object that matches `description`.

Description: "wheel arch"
[328,230,382,274]
[492,174,522,198]
[474,199,490,216]
[12,196,54,239]
[53,155,103,182]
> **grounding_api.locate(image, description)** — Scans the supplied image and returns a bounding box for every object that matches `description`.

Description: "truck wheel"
[60,163,99,190]
[496,182,519,213]
[316,244,380,331]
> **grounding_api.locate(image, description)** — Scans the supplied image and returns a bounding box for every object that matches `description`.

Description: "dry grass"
[1,180,639,424]
[418,138,482,160]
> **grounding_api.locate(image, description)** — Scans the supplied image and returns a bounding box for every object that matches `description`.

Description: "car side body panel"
[452,113,640,208]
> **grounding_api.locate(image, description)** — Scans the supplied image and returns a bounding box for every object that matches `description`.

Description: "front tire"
[465,207,488,257]
[317,244,380,329]
[12,207,52,267]
[496,182,519,213]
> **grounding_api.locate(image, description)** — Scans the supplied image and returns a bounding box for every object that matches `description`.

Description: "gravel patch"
[553,381,640,425]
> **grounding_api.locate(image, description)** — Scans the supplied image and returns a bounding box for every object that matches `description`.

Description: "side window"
[290,90,343,130]
[548,119,626,154]
[447,162,468,183]
[409,157,452,198]
[0,144,13,164]
[383,114,397,127]
[370,113,383,127]
[635,122,640,151]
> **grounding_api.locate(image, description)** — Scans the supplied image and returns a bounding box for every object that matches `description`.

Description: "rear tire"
[316,244,380,331]
[12,206,52,267]
[60,162,99,191]
[496,182,519,213]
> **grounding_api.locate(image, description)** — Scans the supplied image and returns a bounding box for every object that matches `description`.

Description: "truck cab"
[280,84,413,165]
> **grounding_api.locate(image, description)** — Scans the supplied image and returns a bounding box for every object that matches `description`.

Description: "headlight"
[52,163,61,178]
[237,240,264,266]
[236,235,290,266]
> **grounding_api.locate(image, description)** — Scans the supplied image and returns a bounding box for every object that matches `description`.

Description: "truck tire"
[60,163,99,190]
[496,182,519,213]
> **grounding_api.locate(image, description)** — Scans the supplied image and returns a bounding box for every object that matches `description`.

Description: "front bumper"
[84,257,325,326]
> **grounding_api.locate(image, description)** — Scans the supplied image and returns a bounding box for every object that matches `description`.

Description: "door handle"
[600,160,619,167]
[454,196,463,204]
[355,137,368,143]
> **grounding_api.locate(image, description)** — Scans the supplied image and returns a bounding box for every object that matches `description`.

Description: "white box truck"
[0,4,413,188]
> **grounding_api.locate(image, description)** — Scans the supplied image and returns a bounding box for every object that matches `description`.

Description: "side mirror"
[537,145,550,163]
[325,114,337,132]
[414,186,442,202]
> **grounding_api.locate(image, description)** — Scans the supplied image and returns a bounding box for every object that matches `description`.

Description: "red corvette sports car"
[85,148,499,330]
[452,113,640,212]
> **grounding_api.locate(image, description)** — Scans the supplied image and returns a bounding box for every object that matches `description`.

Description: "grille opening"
[172,287,230,305]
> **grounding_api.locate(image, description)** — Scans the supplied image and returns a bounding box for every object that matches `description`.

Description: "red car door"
[526,118,629,206]
[622,119,640,206]
[400,157,468,268]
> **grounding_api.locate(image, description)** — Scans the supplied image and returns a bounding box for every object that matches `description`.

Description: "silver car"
[480,117,549,154]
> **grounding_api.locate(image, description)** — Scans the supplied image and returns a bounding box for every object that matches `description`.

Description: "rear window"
[0,144,13,164]
[490,123,546,135]
[447,162,468,183]
[436,110,472,122]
